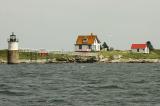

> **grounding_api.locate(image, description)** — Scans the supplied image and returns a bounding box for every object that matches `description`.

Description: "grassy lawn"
[99,49,160,59]
[0,49,7,60]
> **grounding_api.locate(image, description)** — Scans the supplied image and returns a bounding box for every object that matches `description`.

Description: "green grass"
[0,50,50,60]
[19,52,46,60]
[100,49,160,59]
[0,49,7,60]
[0,50,75,61]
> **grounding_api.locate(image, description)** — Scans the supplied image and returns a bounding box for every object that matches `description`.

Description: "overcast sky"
[0,0,160,51]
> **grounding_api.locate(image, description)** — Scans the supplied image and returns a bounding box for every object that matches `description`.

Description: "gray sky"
[0,0,160,51]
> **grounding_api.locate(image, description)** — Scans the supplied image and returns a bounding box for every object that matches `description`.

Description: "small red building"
[131,44,149,53]
[38,49,48,57]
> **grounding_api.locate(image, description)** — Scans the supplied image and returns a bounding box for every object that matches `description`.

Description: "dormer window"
[83,38,88,43]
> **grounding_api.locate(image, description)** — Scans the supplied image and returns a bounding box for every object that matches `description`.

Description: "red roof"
[131,44,147,49]
[76,33,100,45]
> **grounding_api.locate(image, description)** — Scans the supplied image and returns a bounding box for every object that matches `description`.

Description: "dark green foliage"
[102,42,109,51]
[146,41,154,51]
[100,45,103,50]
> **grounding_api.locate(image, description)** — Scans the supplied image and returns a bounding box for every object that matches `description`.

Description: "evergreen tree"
[102,42,109,51]
[100,45,103,50]
[146,41,154,51]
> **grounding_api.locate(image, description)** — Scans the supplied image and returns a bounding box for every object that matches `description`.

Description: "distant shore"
[1,49,160,64]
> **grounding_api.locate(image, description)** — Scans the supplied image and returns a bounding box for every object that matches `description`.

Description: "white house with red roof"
[75,33,101,52]
[131,44,149,53]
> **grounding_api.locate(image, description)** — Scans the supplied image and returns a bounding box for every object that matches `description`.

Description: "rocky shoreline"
[99,58,160,63]
[0,57,160,64]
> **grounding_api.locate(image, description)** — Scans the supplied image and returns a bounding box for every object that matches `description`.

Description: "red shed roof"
[131,44,147,49]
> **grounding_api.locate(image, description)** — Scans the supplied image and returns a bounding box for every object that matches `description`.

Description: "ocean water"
[0,63,160,106]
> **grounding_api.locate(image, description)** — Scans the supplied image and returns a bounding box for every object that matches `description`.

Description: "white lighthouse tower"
[7,32,19,64]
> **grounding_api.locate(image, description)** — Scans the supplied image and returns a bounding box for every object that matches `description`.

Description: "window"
[79,45,82,49]
[137,49,139,52]
[83,38,88,43]
[88,45,91,49]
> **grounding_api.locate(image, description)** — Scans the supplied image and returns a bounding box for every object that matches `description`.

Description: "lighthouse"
[7,32,19,64]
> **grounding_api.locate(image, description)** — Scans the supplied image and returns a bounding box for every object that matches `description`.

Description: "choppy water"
[0,63,160,106]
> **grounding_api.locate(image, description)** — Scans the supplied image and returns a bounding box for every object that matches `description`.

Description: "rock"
[113,55,122,59]
[75,56,97,63]
[99,55,104,60]
[99,58,109,62]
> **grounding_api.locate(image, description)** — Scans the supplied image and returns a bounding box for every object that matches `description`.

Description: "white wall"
[93,39,100,51]
[75,45,91,52]
[131,47,149,54]
[145,47,150,53]
[8,42,19,50]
